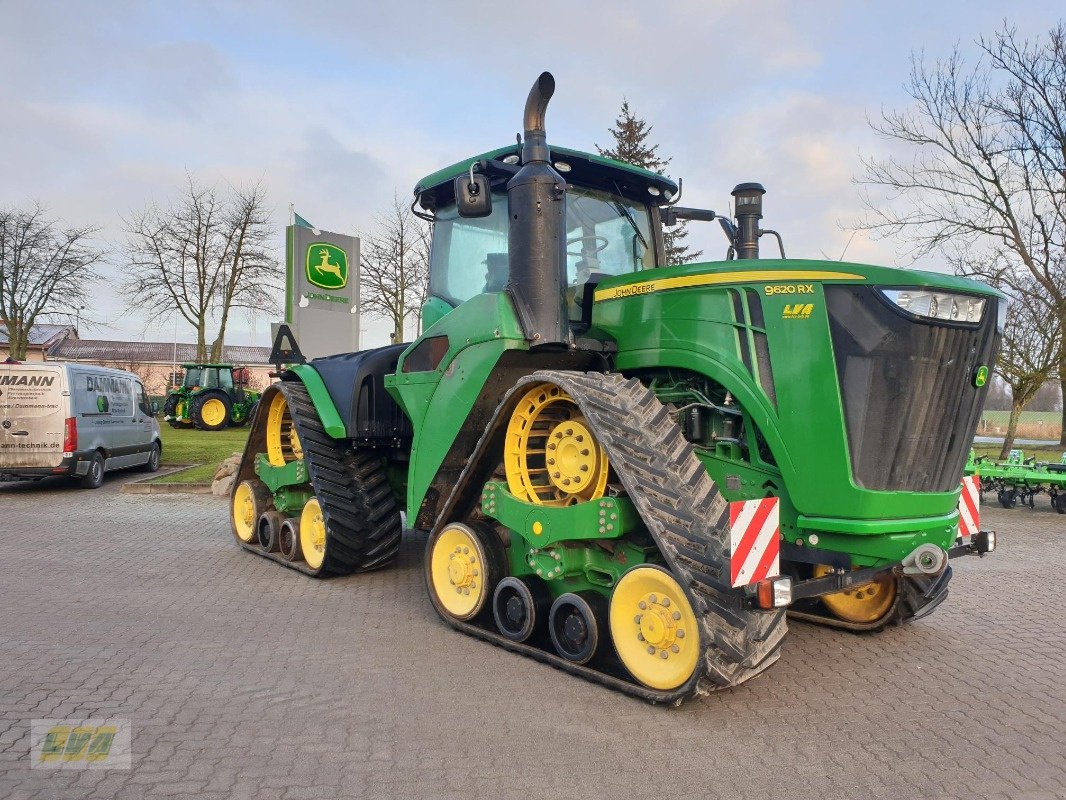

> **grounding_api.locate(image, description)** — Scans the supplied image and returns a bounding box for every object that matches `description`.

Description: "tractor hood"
[592,259,1004,305]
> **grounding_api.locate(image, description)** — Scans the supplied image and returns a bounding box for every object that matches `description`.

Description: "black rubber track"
[425,370,787,704]
[230,381,402,577]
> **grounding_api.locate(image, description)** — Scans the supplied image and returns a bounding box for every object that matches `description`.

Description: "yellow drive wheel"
[813,564,897,623]
[427,523,498,621]
[266,391,302,466]
[300,498,328,570]
[232,479,272,543]
[504,382,609,506]
[199,398,228,427]
[609,566,700,690]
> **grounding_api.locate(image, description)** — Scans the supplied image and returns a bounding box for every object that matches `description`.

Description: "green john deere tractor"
[230,73,1001,703]
[163,363,261,431]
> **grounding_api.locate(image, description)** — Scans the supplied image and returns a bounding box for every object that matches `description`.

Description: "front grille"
[826,286,999,493]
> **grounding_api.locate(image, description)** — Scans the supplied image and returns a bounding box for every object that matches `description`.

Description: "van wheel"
[140,443,161,473]
[79,452,105,489]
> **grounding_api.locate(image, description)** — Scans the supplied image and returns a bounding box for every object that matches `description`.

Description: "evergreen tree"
[596,100,702,264]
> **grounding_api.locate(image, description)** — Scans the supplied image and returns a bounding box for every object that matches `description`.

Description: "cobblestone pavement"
[1,477,1064,800]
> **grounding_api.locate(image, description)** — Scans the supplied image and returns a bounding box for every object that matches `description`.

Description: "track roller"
[279,517,302,562]
[257,511,283,552]
[609,566,700,691]
[232,480,272,544]
[549,592,607,665]
[426,522,507,622]
[492,576,551,643]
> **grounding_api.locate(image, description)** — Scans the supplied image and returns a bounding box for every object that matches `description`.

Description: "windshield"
[183,367,222,389]
[428,187,655,307]
[183,368,202,388]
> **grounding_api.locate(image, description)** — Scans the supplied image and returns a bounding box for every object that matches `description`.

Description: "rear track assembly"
[230,381,402,577]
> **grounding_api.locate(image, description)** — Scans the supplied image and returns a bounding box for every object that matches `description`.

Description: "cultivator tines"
[966,449,1066,514]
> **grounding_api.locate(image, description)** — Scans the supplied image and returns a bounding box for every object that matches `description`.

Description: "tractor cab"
[180,364,232,392]
[413,145,678,331]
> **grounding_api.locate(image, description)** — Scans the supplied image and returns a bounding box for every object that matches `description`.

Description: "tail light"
[63,417,77,455]
[756,576,792,609]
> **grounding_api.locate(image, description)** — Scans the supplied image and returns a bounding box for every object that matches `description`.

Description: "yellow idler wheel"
[200,398,228,428]
[813,564,897,624]
[427,523,501,621]
[266,391,301,466]
[232,479,272,543]
[300,498,328,570]
[504,382,609,507]
[609,566,700,691]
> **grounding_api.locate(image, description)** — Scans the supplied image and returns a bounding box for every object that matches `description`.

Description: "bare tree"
[857,22,1066,444]
[994,290,1061,456]
[359,194,431,343]
[125,177,279,362]
[0,204,103,360]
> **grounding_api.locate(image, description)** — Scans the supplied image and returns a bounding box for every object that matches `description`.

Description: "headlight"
[881,289,986,323]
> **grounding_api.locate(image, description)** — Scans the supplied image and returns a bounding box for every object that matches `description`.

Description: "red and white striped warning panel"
[729,497,781,588]
[958,475,981,538]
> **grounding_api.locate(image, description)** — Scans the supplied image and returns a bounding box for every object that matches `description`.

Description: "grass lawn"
[972,443,1065,463]
[978,409,1061,441]
[154,424,250,484]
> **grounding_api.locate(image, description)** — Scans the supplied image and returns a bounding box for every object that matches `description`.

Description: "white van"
[0,362,162,489]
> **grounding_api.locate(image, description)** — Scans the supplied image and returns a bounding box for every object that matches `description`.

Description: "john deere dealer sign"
[286,226,360,359]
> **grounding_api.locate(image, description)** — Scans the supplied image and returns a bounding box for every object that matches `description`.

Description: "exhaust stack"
[506,72,569,346]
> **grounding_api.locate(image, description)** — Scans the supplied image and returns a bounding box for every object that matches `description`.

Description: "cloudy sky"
[1,1,1060,349]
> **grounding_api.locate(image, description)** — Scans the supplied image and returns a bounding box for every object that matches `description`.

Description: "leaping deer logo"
[306,244,348,289]
[313,248,343,281]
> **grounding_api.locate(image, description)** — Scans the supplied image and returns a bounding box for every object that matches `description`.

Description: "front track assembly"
[425,370,787,704]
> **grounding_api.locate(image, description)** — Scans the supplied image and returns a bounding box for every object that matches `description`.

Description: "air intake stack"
[731,182,766,260]
[506,72,569,346]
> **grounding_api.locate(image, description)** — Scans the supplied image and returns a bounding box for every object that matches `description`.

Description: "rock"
[212,473,236,496]
[214,456,240,481]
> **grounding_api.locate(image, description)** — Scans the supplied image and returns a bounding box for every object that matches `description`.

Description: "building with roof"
[2,323,274,396]
[48,338,274,396]
[0,323,77,361]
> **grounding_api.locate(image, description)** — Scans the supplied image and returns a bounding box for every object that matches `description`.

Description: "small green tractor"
[230,73,1001,703]
[163,363,260,431]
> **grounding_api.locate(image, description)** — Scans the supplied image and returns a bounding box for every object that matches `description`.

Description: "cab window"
[428,193,510,307]
[428,187,656,307]
[136,382,152,416]
[565,187,655,284]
